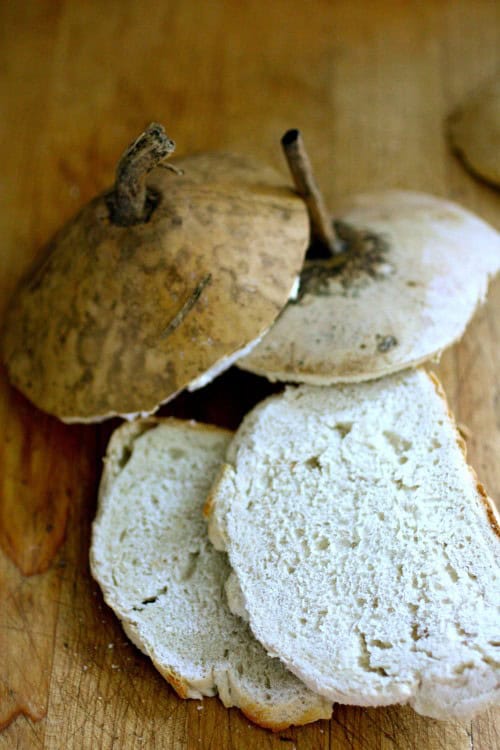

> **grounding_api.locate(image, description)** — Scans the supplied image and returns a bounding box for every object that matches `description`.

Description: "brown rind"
[428,370,500,538]
[2,152,308,421]
[238,702,331,733]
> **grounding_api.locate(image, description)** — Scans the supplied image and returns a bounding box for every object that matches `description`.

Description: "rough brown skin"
[156,666,190,701]
[1,146,308,421]
[239,703,331,733]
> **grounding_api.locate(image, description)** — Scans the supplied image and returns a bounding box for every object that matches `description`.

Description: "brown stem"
[281,129,337,257]
[109,123,176,226]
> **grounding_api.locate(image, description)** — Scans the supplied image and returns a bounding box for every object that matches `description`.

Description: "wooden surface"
[0,1,499,748]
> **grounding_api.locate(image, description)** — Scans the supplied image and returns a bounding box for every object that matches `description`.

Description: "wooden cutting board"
[1,1,499,748]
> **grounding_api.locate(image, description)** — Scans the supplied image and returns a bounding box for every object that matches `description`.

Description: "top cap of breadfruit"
[239,189,500,383]
[1,125,308,422]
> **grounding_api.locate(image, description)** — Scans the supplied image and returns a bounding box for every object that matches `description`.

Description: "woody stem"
[109,123,176,226]
[281,129,337,257]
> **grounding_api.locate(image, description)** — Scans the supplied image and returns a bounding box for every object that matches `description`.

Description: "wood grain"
[0,1,498,748]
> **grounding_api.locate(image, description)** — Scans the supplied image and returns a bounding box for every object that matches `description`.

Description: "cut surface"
[2,151,308,421]
[239,191,500,383]
[90,418,331,730]
[207,370,500,720]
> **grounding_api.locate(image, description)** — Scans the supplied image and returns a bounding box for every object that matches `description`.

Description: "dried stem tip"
[281,129,337,257]
[110,123,176,226]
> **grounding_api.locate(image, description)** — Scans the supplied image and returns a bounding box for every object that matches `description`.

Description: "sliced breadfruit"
[91,418,332,730]
[207,369,500,720]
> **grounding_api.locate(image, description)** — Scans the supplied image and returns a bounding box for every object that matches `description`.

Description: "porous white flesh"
[208,370,500,720]
[91,420,331,728]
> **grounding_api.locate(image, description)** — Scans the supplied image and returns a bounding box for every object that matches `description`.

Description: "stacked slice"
[92,370,500,726]
[91,419,332,730]
[206,369,500,720]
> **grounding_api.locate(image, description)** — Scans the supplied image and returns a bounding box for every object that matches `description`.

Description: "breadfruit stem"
[109,123,176,226]
[281,129,337,258]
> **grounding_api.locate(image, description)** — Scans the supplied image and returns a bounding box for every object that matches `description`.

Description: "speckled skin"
[239,190,500,384]
[2,152,308,421]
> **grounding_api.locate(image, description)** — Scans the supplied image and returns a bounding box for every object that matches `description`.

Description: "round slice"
[448,79,500,188]
[207,369,500,720]
[2,126,308,421]
[238,190,500,383]
[91,418,331,730]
